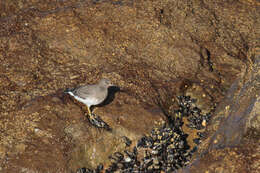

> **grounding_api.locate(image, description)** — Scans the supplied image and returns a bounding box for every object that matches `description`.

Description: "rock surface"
[179,48,260,173]
[0,0,259,172]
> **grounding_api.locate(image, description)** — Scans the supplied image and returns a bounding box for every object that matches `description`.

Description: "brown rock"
[0,0,259,172]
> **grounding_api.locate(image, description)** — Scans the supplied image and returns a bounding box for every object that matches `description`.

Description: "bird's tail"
[64,88,73,93]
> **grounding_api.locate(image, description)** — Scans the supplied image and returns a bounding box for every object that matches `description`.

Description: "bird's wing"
[73,85,95,99]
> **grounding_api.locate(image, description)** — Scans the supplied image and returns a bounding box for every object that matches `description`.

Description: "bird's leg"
[87,106,92,116]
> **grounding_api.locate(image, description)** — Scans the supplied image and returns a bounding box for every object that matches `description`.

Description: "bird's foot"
[87,113,112,131]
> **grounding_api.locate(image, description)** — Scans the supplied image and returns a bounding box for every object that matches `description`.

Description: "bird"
[65,78,114,116]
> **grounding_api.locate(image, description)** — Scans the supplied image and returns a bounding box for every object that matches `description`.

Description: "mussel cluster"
[135,125,193,172]
[76,164,104,173]
[76,95,213,173]
[177,95,211,130]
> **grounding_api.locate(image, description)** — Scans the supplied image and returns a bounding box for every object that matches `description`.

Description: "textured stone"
[0,0,259,172]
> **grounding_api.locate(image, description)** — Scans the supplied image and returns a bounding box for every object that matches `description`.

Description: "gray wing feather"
[73,85,96,99]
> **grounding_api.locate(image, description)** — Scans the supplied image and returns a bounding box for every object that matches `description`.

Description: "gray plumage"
[66,79,113,114]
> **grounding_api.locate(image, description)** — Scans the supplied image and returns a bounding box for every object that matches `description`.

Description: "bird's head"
[99,78,114,87]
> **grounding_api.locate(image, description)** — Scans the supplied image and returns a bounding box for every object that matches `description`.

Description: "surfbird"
[65,78,113,130]
[66,78,113,116]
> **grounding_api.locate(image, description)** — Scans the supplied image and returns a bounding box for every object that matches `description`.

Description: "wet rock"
[180,50,260,173]
[0,0,259,172]
[73,94,214,173]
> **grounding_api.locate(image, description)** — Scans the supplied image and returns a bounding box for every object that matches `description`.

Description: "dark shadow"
[95,86,121,107]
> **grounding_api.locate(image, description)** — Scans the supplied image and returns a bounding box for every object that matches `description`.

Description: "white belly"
[68,91,99,107]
